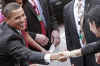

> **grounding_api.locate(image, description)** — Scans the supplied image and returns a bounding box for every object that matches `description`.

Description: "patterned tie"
[32,0,46,35]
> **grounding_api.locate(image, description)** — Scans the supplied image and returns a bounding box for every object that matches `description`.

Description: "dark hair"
[2,2,20,18]
[88,5,100,27]
[2,0,16,8]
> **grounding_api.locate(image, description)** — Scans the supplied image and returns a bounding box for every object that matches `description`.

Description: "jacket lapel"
[26,1,37,16]
[71,0,78,32]
[69,0,80,39]
[12,29,26,46]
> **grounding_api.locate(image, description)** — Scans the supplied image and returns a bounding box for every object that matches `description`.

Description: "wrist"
[65,49,82,57]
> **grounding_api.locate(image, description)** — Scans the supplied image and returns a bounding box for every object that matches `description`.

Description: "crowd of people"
[0,0,100,66]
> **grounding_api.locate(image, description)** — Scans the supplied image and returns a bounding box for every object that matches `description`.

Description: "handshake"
[50,49,82,62]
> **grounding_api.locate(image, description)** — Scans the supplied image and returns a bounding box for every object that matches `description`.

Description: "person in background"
[22,0,60,51]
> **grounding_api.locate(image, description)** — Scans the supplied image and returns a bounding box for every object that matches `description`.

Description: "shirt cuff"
[44,54,51,63]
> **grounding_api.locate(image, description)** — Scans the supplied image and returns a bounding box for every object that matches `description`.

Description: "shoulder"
[63,1,74,16]
[64,1,73,10]
[0,22,17,38]
[0,22,19,44]
[63,1,72,15]
[64,1,73,9]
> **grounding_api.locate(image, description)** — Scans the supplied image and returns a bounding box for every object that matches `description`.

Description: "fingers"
[53,37,60,47]
[95,53,100,64]
[57,56,68,62]
[50,51,70,62]
[35,34,49,46]
[51,30,60,46]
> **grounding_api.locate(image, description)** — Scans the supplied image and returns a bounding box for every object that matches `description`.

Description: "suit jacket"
[63,0,97,66]
[82,40,100,55]
[23,0,58,50]
[64,1,84,66]
[0,22,48,66]
[64,0,81,51]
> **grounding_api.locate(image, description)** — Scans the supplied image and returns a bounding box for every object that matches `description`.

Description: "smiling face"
[6,7,27,30]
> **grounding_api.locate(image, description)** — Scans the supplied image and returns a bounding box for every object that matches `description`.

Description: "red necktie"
[21,20,29,47]
[21,31,29,47]
[33,1,46,35]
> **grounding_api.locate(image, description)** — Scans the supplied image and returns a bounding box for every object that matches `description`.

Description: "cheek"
[11,21,19,29]
[8,20,16,27]
[12,23,18,29]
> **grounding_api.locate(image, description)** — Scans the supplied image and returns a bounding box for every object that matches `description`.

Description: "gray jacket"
[0,22,48,66]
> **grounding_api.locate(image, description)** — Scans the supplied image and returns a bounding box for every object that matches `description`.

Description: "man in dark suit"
[59,6,100,59]
[22,0,60,50]
[63,0,100,66]
[58,5,100,60]
[0,2,63,66]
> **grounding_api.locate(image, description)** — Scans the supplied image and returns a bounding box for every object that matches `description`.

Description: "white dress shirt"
[74,0,85,47]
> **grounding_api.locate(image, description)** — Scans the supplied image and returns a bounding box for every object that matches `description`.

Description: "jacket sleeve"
[7,34,49,65]
[63,2,72,50]
[81,40,100,55]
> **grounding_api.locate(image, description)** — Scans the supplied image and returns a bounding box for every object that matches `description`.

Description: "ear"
[4,17,10,24]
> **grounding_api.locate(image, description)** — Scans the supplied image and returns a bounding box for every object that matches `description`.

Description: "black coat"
[0,22,48,66]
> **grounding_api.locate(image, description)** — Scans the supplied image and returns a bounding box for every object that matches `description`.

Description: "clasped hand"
[50,51,71,62]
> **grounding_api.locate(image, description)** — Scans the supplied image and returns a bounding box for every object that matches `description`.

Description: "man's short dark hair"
[88,5,100,27]
[2,2,20,18]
